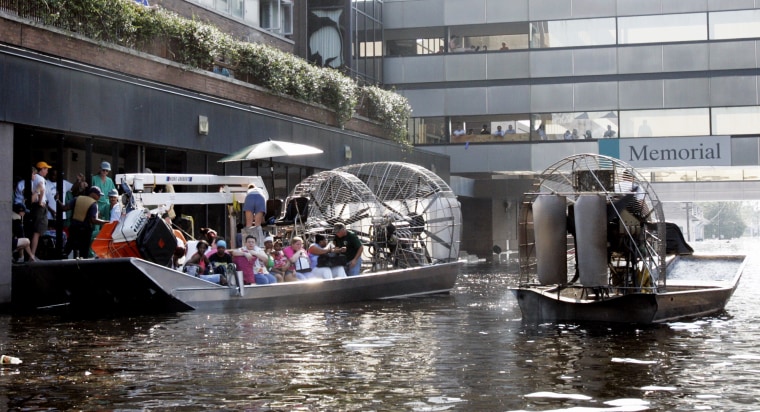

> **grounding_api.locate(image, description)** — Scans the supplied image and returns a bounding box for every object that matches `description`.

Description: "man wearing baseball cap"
[91,161,116,222]
[333,222,364,276]
[29,161,51,257]
[58,186,109,258]
[108,188,122,222]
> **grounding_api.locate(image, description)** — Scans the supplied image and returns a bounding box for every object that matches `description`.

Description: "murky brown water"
[1,239,759,411]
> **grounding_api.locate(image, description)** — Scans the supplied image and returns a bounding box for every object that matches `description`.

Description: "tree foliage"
[702,202,747,239]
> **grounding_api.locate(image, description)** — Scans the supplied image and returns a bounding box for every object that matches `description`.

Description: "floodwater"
[1,239,759,411]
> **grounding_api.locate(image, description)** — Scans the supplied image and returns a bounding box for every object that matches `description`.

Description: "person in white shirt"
[108,189,123,222]
[492,126,505,137]
[452,125,466,137]
[30,161,50,257]
[45,169,73,223]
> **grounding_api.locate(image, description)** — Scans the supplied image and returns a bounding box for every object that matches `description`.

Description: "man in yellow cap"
[30,161,51,257]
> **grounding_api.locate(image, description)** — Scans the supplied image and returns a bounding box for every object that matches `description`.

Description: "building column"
[0,122,14,307]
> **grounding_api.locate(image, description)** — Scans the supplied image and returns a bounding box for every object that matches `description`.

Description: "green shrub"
[15,0,410,144]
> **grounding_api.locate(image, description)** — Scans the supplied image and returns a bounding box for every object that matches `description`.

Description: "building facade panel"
[487,85,531,115]
[709,76,759,106]
[663,43,710,72]
[446,53,488,81]
[664,78,710,108]
[662,0,710,14]
[529,0,573,21]
[571,0,618,19]
[400,89,446,117]
[530,49,574,78]
[531,83,574,112]
[406,56,447,83]
[617,45,664,74]
[444,0,487,26]
[731,137,760,165]
[486,0,529,23]
[573,82,619,111]
[486,51,531,79]
[445,87,489,115]
[618,80,665,110]
[616,0,668,16]
[572,47,618,76]
[707,0,758,11]
[382,56,406,84]
[399,0,446,28]
[709,40,758,70]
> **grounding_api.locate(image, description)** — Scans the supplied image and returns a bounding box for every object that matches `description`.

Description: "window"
[530,18,616,48]
[619,108,709,138]
[712,106,760,135]
[710,10,760,40]
[532,111,618,141]
[618,13,706,44]
[261,0,293,35]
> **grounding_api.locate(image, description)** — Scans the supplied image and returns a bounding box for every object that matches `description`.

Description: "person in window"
[603,125,616,138]
[492,126,505,137]
[506,125,516,134]
[479,124,490,134]
[452,125,466,137]
[500,42,509,51]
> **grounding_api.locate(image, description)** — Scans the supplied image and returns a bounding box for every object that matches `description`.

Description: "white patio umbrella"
[219,139,323,197]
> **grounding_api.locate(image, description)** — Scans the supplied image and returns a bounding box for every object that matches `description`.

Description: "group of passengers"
[12,160,124,262]
[180,221,364,286]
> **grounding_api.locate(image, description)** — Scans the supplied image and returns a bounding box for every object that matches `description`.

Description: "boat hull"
[11,258,460,315]
[512,255,744,324]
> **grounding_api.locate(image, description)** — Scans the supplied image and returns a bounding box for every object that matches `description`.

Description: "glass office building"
[381,0,760,256]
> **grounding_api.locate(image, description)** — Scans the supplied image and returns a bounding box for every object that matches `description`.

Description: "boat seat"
[264,199,283,226]
[275,196,309,226]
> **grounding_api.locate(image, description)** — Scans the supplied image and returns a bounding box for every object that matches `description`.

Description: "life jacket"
[72,196,96,223]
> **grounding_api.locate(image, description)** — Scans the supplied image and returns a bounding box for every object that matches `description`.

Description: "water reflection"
[0,239,759,410]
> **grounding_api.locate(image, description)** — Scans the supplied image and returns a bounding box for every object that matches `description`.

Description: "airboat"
[11,162,462,315]
[512,154,745,324]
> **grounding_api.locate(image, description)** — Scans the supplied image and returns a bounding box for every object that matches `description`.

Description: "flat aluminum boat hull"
[11,258,460,315]
[512,255,745,324]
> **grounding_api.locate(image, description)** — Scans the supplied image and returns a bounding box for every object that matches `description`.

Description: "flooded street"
[1,239,759,411]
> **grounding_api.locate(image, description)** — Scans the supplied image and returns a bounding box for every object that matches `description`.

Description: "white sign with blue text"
[618,136,731,167]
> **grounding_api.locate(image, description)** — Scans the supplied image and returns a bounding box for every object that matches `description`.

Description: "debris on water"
[1,355,22,365]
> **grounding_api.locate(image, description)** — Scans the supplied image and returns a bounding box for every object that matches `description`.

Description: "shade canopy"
[219,139,323,163]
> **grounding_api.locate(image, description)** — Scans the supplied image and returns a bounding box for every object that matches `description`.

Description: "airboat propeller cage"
[282,162,462,264]
[520,153,666,289]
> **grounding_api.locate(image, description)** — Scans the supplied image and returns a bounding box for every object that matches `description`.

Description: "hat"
[264,236,274,243]
[333,223,346,234]
[108,189,119,197]
[216,240,227,249]
[100,161,111,171]
[36,161,52,169]
[88,186,103,196]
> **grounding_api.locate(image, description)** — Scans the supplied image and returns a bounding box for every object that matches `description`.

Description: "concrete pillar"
[0,122,13,307]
